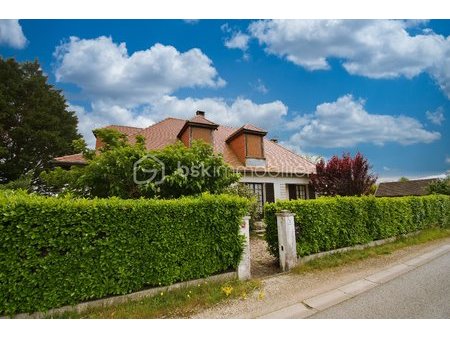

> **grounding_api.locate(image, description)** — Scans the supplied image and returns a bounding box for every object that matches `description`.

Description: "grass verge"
[292,228,450,275]
[48,278,261,319]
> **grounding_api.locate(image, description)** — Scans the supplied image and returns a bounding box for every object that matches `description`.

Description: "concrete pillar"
[276,210,297,271]
[237,216,251,280]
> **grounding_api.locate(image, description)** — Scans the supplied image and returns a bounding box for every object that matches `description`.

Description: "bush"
[265,195,450,258]
[0,191,250,315]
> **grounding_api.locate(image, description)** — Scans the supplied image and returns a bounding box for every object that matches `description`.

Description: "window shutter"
[288,184,297,200]
[308,184,316,199]
[265,183,275,203]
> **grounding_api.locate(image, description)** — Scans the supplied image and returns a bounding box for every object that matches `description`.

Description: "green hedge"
[265,195,450,258]
[0,191,250,315]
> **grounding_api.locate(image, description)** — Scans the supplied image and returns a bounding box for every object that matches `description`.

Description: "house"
[375,178,437,197]
[54,111,317,211]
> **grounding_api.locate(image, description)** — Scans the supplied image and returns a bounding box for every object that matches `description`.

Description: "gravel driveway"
[250,235,280,278]
[192,237,450,319]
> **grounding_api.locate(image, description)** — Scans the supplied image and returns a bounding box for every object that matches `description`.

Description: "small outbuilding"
[375,178,438,197]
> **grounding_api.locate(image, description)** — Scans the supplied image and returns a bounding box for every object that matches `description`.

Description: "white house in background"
[54,111,317,213]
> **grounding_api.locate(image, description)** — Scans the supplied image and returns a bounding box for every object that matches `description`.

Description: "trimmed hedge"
[265,195,450,258]
[0,191,250,315]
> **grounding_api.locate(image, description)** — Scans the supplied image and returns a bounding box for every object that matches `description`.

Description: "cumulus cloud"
[0,19,27,49]
[55,35,289,148]
[147,95,288,130]
[286,94,440,148]
[69,103,155,148]
[54,36,225,106]
[426,107,445,125]
[249,20,450,98]
[225,31,250,51]
[70,96,288,148]
[222,23,250,60]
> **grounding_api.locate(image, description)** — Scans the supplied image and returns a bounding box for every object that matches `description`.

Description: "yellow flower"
[258,291,265,300]
[160,292,164,296]
[221,285,233,297]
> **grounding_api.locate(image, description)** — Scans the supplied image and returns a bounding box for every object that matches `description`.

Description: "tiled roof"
[54,117,316,174]
[241,124,267,133]
[188,115,219,127]
[52,153,86,165]
[375,179,437,197]
[99,125,144,140]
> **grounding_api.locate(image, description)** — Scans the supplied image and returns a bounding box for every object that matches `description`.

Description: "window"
[245,183,264,216]
[288,184,307,200]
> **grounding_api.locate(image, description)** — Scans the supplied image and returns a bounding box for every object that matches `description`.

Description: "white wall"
[239,173,310,201]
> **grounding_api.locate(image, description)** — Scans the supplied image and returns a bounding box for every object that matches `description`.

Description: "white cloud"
[251,78,268,94]
[70,95,288,148]
[0,19,27,49]
[383,166,391,171]
[249,20,450,98]
[183,19,199,25]
[147,95,288,130]
[225,31,250,51]
[54,36,225,106]
[426,107,445,125]
[222,23,250,60]
[446,156,450,165]
[69,103,155,148]
[286,94,440,148]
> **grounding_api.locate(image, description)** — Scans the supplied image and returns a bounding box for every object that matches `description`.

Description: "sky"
[0,19,449,181]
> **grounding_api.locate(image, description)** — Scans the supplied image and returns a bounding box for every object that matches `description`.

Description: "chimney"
[270,138,278,143]
[196,110,205,117]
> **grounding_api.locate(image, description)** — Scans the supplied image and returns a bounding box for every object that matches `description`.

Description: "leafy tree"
[427,175,450,195]
[0,58,80,182]
[398,177,409,182]
[310,152,377,196]
[41,129,240,199]
[223,183,259,227]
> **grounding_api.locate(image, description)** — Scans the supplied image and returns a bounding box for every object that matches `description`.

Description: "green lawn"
[48,278,261,319]
[292,228,450,274]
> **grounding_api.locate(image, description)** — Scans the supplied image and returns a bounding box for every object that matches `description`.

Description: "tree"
[427,175,450,195]
[0,58,80,183]
[310,152,377,196]
[40,129,240,199]
[398,177,409,182]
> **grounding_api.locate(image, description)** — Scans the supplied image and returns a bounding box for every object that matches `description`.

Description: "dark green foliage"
[265,195,450,258]
[0,58,80,182]
[0,191,250,315]
[427,175,450,195]
[40,130,240,199]
[223,183,258,228]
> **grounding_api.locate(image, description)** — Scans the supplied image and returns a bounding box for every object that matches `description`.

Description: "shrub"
[0,191,250,315]
[265,195,450,258]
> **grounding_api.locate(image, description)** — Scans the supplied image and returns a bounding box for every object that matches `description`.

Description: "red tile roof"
[188,114,219,127]
[54,116,316,174]
[52,153,86,165]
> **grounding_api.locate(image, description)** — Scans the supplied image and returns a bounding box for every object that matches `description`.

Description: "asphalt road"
[309,251,450,319]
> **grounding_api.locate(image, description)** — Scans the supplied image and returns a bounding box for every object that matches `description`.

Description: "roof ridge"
[144,117,186,130]
[103,124,144,130]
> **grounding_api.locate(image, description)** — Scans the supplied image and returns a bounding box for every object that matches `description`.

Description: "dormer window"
[177,111,219,147]
[226,124,267,167]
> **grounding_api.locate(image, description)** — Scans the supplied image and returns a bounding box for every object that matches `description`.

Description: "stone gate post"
[237,216,251,280]
[276,210,297,271]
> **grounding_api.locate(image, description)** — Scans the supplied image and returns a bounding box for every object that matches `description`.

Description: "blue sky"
[0,19,449,181]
